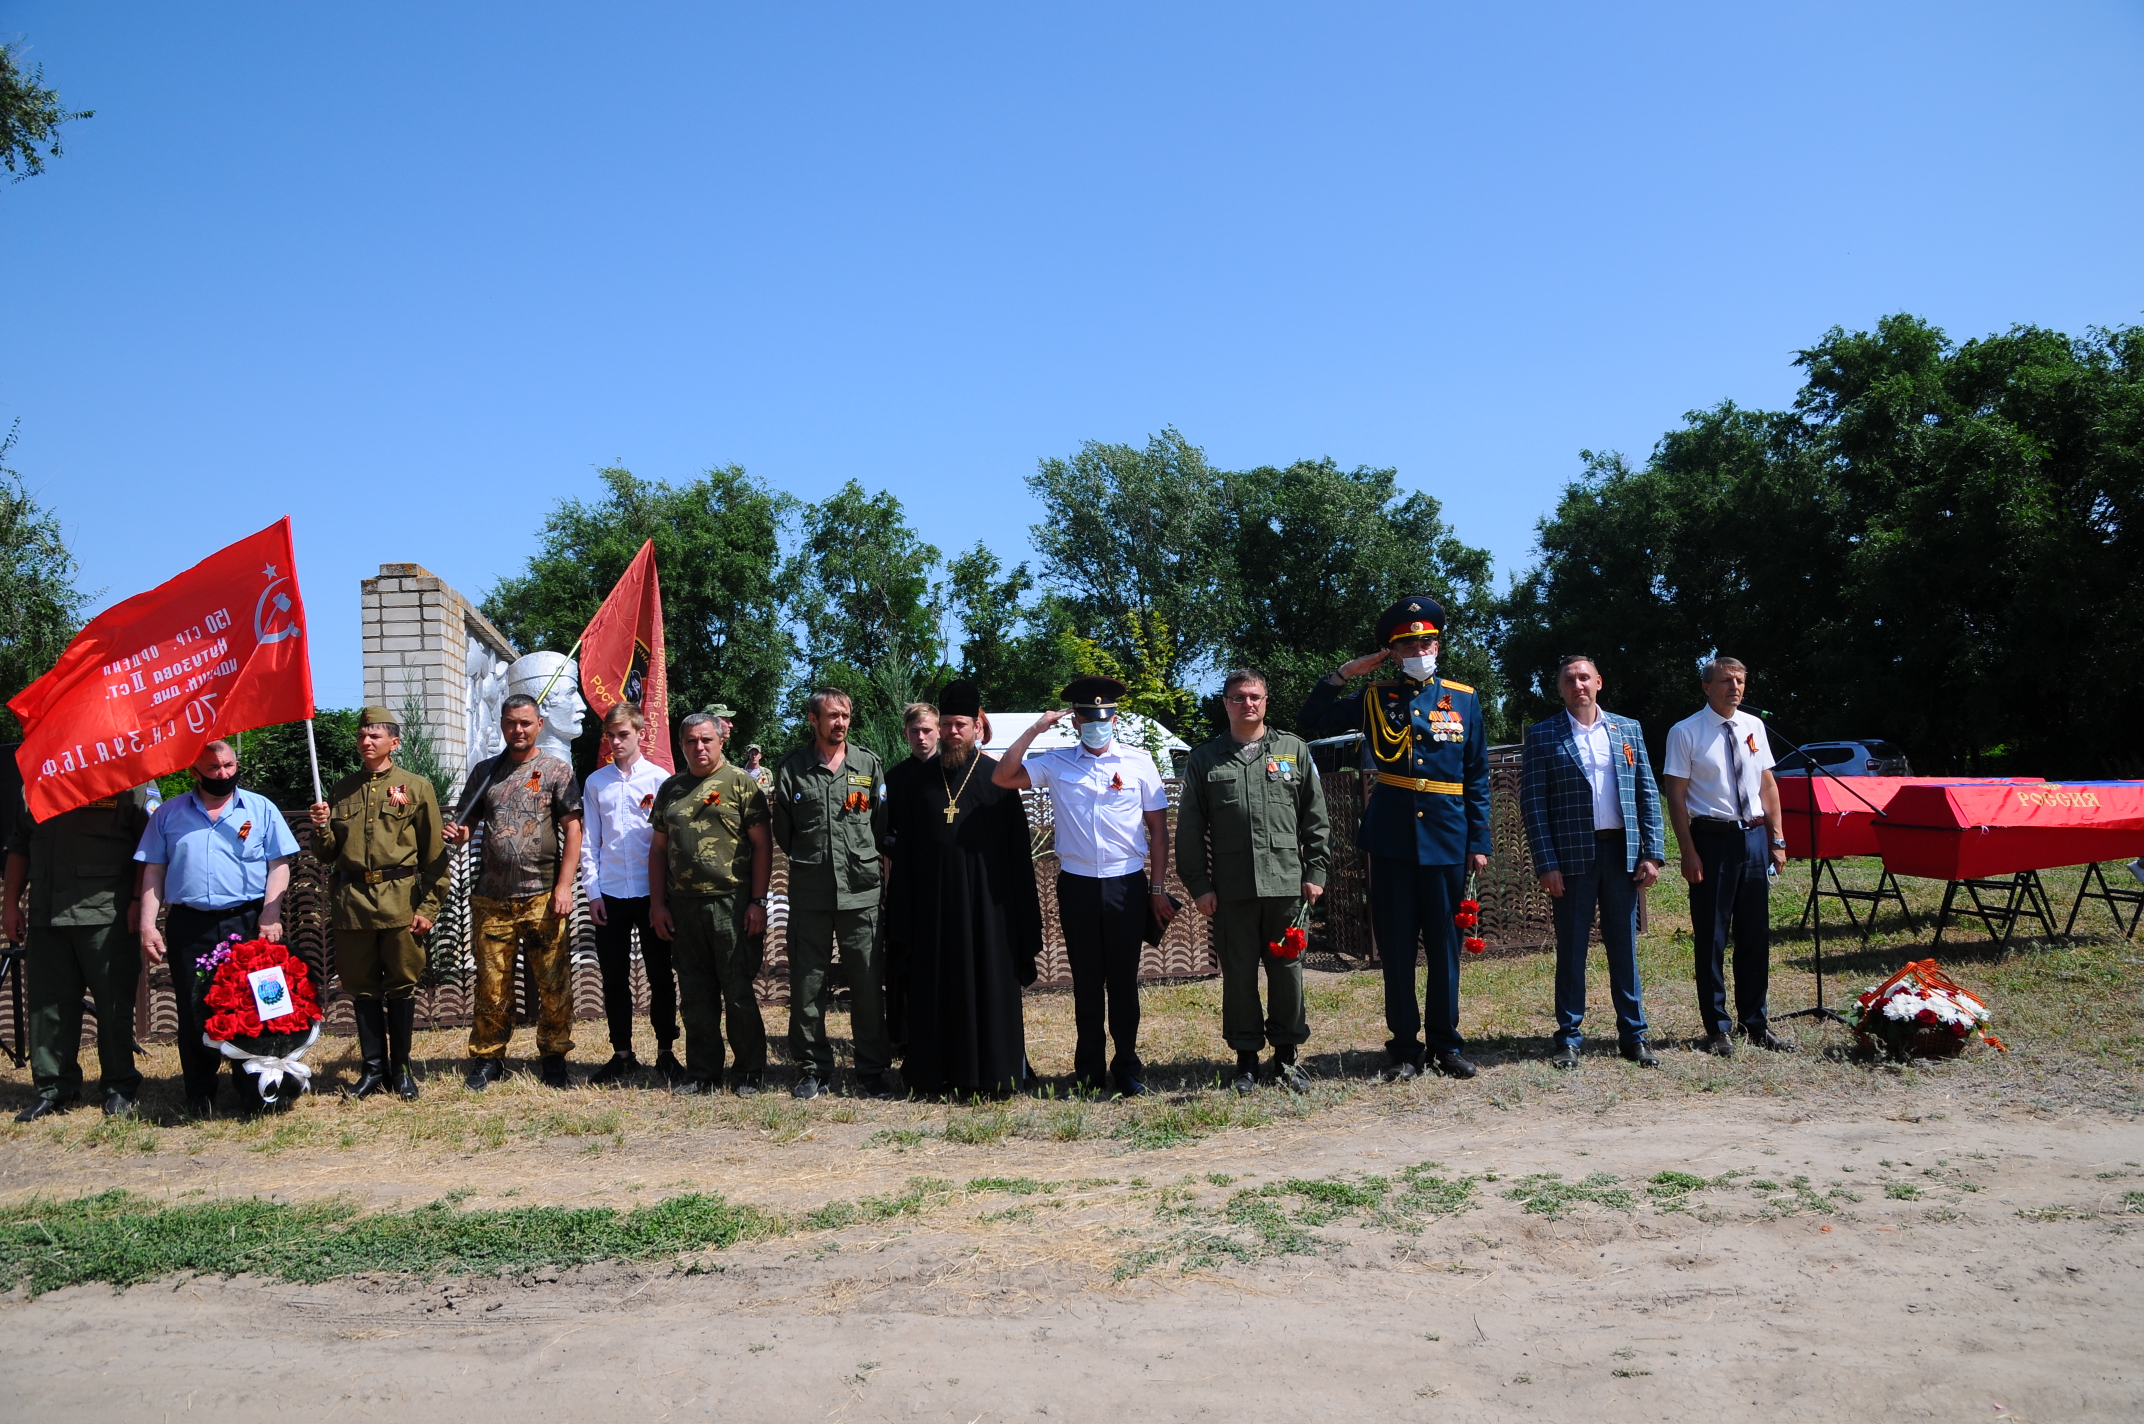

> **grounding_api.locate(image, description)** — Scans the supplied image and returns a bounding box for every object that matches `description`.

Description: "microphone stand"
[1749,707,1886,1027]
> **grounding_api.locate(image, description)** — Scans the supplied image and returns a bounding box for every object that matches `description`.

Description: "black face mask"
[196,772,238,798]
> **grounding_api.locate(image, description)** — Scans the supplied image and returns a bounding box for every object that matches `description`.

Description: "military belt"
[342,865,418,887]
[1376,773,1465,796]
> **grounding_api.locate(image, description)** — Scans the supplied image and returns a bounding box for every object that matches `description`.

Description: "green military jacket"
[770,742,889,911]
[7,786,153,928]
[1174,729,1331,902]
[319,762,448,929]
[654,762,769,898]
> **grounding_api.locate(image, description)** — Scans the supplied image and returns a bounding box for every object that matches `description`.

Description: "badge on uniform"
[237,819,253,841]
[389,784,410,808]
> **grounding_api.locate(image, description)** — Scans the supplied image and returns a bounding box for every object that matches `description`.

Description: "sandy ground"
[6,1088,2141,1422]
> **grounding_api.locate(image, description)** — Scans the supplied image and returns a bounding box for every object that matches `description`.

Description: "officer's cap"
[1061,675,1126,710]
[1375,596,1445,646]
[358,707,401,732]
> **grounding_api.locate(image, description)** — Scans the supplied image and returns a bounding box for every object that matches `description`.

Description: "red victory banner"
[579,539,671,771]
[9,518,315,820]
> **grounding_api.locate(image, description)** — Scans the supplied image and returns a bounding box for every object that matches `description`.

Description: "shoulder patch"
[1439,680,1475,694]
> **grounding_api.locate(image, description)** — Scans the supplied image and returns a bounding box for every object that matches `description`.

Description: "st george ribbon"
[9,517,315,820]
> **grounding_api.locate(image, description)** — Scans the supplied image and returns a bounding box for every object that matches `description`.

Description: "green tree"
[943,543,1078,712]
[1,40,92,181]
[1213,457,1505,740]
[232,710,361,817]
[485,464,795,763]
[1027,427,1225,721]
[0,424,89,739]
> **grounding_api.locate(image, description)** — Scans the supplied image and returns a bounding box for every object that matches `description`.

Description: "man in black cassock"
[886,679,1042,1098]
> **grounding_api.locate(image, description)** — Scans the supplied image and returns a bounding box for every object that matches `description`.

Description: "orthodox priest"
[886,679,1043,1098]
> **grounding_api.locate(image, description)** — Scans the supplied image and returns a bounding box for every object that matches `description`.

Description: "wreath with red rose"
[194,935,325,1057]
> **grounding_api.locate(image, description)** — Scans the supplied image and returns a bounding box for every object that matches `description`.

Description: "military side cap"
[1376,596,1446,645]
[1061,675,1127,709]
[938,678,983,719]
[358,706,401,728]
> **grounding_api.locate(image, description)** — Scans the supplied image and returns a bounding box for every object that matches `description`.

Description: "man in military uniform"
[1178,668,1330,1094]
[1300,595,1491,1081]
[770,687,892,1100]
[4,784,153,1120]
[650,712,772,1095]
[308,707,449,1100]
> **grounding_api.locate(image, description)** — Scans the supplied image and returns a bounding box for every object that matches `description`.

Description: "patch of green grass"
[0,1189,780,1297]
[1885,1182,1923,1200]
[77,1115,160,1154]
[2125,1191,2144,1214]
[966,1177,1056,1196]
[801,1177,955,1232]
[1647,1171,1710,1210]
[868,1125,933,1149]
[1503,1172,1634,1219]
[1112,1097,1271,1151]
[942,1110,1014,1146]
[1115,1162,1476,1277]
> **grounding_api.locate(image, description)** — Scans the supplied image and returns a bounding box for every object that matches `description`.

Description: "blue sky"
[8,2,2142,707]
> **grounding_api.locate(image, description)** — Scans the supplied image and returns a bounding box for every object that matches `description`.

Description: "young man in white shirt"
[994,675,1175,1097]
[1660,657,1793,1057]
[580,703,680,1085]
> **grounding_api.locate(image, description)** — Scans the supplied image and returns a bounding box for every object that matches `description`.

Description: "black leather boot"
[349,999,389,1098]
[386,998,421,1101]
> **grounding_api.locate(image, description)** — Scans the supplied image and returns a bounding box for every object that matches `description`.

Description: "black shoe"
[1274,1059,1311,1094]
[1745,1026,1796,1053]
[102,1090,138,1117]
[183,1095,216,1118]
[732,1078,762,1097]
[854,1072,896,1101]
[653,1049,685,1086]
[1112,1078,1149,1099]
[539,1055,572,1089]
[1620,1040,1660,1068]
[1429,1052,1478,1080]
[588,1052,641,1087]
[792,1074,822,1101]
[1700,1032,1735,1058]
[1549,1045,1580,1071]
[348,1067,389,1100]
[1379,1059,1421,1083]
[14,1096,71,1123]
[393,1064,421,1101]
[350,1000,389,1099]
[1231,1051,1260,1094]
[465,1058,506,1091]
[671,1078,710,1097]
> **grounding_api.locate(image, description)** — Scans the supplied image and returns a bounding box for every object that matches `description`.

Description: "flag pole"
[304,718,324,805]
[534,636,584,710]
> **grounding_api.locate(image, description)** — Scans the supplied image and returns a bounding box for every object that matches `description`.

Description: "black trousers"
[165,901,263,1103]
[1689,824,1773,1035]
[1370,857,1466,1061]
[594,895,676,1054]
[1058,871,1146,1089]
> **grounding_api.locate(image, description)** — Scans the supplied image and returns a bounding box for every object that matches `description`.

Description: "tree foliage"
[0,423,89,739]
[943,543,1077,713]
[1,40,92,182]
[1502,315,2144,777]
[484,464,795,762]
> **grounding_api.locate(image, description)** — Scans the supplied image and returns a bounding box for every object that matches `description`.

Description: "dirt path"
[8,1095,2140,1421]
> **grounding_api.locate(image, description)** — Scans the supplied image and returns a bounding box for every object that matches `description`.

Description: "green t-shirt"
[654,762,769,897]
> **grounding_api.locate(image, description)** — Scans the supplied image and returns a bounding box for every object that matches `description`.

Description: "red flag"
[579,539,671,772]
[10,519,315,820]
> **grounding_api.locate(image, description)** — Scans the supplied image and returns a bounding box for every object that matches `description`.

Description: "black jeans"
[165,901,263,1103]
[1689,824,1772,1035]
[1058,871,1146,1089]
[594,895,676,1054]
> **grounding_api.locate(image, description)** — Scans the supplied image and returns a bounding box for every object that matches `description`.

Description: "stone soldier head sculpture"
[505,651,587,761]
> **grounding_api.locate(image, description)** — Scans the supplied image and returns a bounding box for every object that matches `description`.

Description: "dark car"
[1776,739,1912,777]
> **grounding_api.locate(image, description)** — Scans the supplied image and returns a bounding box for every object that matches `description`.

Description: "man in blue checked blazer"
[1520,655,1666,1068]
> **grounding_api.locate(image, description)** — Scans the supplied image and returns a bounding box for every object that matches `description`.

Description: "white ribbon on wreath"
[205,1021,324,1096]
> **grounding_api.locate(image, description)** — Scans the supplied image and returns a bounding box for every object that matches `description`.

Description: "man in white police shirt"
[993,675,1175,1097]
[1660,656,1793,1057]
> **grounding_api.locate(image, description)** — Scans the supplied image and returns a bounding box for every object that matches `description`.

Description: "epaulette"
[1439,680,1475,694]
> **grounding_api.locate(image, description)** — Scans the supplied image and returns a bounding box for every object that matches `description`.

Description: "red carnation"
[1463,936,1486,954]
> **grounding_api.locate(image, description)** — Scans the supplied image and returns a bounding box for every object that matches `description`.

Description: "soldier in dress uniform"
[308,707,450,1100]
[4,784,154,1120]
[1177,668,1330,1094]
[1299,596,1491,1081]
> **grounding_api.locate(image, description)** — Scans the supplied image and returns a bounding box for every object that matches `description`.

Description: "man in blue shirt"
[135,738,302,1114]
[1300,596,1491,1081]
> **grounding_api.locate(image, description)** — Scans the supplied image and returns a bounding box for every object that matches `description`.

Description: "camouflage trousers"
[469,893,575,1060]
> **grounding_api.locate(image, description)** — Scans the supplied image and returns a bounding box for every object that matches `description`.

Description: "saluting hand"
[1334,650,1392,681]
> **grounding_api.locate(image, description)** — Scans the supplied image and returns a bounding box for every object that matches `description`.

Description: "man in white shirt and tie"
[1660,657,1792,1056]
[580,702,680,1085]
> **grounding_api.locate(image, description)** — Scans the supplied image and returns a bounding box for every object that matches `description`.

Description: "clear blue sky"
[9,2,2142,707]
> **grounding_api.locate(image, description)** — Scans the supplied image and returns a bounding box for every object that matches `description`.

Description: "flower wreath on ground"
[1845,957,2005,1061]
[194,935,327,1099]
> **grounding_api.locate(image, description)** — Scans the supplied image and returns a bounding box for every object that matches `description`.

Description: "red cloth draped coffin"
[1777,776,2041,859]
[1871,782,2144,879]
[9,518,315,820]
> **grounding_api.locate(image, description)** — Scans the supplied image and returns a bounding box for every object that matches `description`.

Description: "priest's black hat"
[1061,675,1126,710]
[1375,596,1445,645]
[938,678,983,719]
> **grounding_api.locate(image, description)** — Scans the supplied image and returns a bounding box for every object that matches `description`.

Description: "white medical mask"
[1399,653,1437,682]
[1078,719,1115,749]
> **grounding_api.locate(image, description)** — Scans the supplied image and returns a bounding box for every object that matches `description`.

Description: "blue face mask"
[1078,719,1115,749]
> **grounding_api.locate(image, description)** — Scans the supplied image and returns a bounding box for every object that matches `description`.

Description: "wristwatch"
[1769,836,1787,848]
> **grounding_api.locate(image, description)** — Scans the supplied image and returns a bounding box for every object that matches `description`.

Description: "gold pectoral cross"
[943,803,958,824]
